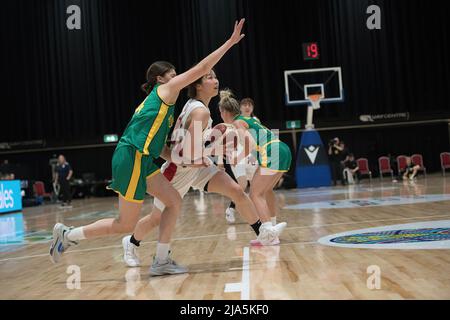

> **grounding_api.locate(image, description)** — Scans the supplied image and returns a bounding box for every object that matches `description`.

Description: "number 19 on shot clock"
[302,42,320,60]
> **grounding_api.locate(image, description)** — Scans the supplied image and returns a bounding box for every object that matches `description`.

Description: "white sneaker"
[122,235,140,267]
[273,221,287,236]
[251,222,287,246]
[225,207,236,224]
[49,223,78,263]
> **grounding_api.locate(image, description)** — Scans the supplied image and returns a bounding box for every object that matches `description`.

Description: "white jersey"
[154,99,219,212]
[170,99,213,154]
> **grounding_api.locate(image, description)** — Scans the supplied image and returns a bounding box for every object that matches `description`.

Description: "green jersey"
[234,115,277,150]
[234,115,292,172]
[119,84,175,157]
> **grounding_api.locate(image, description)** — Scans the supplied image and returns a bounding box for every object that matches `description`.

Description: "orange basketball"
[208,123,238,155]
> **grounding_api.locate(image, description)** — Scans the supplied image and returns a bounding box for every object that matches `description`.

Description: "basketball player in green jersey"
[218,89,292,245]
[50,19,247,267]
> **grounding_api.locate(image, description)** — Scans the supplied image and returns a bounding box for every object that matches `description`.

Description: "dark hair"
[240,97,256,117]
[219,89,240,116]
[240,98,255,107]
[187,68,215,99]
[141,61,175,95]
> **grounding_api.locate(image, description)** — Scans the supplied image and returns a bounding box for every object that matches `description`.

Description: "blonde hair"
[219,89,240,116]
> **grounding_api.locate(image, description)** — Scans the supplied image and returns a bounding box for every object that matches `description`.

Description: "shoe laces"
[166,251,179,265]
[153,251,176,266]
[260,225,276,242]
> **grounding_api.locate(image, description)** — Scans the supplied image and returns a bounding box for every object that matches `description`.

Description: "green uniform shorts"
[258,140,292,172]
[108,143,160,203]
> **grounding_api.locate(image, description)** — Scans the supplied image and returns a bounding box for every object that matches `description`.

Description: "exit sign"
[104,134,118,143]
[286,120,301,129]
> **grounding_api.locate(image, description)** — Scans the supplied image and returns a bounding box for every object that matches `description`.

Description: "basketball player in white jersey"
[122,70,287,274]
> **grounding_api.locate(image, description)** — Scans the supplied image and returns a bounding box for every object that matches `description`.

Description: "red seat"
[411,154,427,177]
[356,158,372,182]
[378,156,394,180]
[33,181,52,200]
[441,152,450,176]
[396,155,408,174]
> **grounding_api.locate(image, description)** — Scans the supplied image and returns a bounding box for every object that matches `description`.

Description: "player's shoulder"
[186,98,206,109]
[233,118,249,128]
[189,99,210,116]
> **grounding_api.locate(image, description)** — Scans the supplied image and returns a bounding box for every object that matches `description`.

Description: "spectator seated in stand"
[402,156,421,181]
[343,153,360,185]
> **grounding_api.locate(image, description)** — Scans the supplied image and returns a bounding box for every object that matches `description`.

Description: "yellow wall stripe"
[143,102,169,155]
[125,150,142,200]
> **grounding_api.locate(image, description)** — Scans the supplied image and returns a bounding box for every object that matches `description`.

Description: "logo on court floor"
[331,228,450,244]
[318,220,450,249]
[286,194,450,210]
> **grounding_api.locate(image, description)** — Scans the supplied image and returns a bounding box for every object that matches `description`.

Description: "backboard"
[284,67,344,106]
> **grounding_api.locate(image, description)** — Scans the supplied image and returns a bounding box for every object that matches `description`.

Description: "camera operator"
[328,137,347,186]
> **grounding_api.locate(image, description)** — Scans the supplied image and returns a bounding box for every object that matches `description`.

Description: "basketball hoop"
[308,94,322,110]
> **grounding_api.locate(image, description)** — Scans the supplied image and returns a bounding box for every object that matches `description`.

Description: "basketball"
[210,123,228,143]
[208,123,238,155]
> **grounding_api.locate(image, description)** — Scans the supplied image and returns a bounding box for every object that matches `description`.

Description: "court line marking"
[18,202,154,221]
[0,213,449,263]
[242,247,250,299]
[224,246,250,300]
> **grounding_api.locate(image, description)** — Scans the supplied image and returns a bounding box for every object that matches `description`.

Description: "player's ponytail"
[141,82,152,95]
[141,61,175,95]
[219,89,240,116]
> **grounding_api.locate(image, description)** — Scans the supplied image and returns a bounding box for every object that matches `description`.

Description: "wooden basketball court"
[1,175,449,300]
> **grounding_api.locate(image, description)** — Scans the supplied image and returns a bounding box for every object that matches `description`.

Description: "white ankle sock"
[156,242,170,262]
[66,227,86,241]
[271,217,277,226]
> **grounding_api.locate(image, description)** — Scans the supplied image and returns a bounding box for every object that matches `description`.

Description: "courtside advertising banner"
[0,180,22,214]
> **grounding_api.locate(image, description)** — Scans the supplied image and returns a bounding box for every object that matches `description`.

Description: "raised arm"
[158,19,246,104]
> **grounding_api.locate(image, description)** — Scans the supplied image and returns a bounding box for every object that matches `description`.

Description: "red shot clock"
[302,42,320,60]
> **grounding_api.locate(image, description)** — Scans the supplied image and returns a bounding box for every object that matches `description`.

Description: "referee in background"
[55,154,73,208]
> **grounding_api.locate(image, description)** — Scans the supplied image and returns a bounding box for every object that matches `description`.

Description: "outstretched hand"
[229,18,246,45]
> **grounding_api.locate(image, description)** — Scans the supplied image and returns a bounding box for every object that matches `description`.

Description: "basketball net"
[305,94,323,130]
